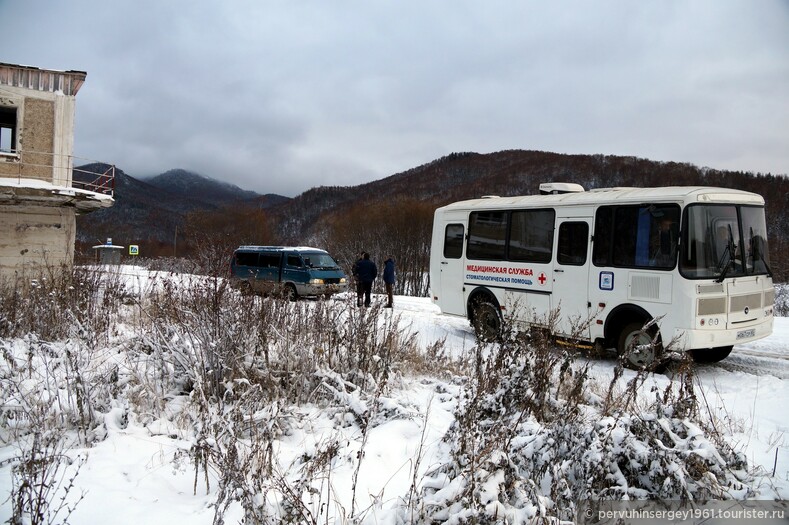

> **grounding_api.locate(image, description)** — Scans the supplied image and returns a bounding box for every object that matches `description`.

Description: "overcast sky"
[1,1,787,197]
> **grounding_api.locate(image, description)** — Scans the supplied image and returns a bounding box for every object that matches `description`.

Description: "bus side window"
[557,222,589,265]
[593,207,613,266]
[467,211,507,260]
[604,204,680,269]
[509,209,554,263]
[444,224,464,259]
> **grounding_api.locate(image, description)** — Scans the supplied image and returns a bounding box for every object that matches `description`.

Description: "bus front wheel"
[472,301,502,342]
[690,345,733,364]
[617,321,663,370]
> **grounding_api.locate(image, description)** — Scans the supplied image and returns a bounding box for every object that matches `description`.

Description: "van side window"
[236,252,259,267]
[259,254,279,268]
[286,255,303,268]
[443,224,464,259]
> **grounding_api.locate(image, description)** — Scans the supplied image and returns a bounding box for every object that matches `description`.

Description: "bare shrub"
[0,265,129,341]
[127,271,425,520]
[419,309,751,522]
[0,352,89,525]
[6,427,85,525]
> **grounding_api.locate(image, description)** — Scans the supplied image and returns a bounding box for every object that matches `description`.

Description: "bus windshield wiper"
[715,244,734,283]
[760,253,773,278]
[715,225,737,283]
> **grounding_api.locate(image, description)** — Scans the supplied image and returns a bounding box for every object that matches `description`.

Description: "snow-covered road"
[715,333,789,379]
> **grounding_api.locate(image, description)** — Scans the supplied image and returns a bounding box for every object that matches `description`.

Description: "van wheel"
[238,281,253,296]
[283,284,298,302]
[472,301,501,342]
[617,321,663,370]
[690,345,733,363]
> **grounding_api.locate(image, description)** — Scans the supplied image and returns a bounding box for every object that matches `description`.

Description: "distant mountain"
[145,169,261,205]
[74,165,290,254]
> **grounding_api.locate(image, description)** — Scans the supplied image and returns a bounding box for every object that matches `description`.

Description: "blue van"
[230,246,349,299]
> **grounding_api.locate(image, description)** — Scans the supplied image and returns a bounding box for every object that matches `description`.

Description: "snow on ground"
[0,267,787,523]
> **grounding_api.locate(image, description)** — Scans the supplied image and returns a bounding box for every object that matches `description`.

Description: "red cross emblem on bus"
[538,272,547,285]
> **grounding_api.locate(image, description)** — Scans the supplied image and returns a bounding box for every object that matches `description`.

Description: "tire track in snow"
[706,347,789,379]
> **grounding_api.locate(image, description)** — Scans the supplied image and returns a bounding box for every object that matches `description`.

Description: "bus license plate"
[736,329,755,340]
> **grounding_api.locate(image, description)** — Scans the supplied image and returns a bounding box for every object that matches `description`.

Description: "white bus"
[429,183,774,367]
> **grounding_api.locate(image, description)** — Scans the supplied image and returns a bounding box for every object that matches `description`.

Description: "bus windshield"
[680,204,771,279]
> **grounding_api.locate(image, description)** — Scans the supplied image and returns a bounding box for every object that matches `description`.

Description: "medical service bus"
[429,183,774,367]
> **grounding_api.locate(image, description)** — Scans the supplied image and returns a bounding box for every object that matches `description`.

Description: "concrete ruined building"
[0,62,114,281]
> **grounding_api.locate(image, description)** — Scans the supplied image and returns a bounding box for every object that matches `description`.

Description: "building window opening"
[0,106,17,154]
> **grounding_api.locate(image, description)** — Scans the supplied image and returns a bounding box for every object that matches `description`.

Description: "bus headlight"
[309,278,325,285]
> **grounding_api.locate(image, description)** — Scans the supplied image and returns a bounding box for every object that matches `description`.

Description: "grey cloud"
[1,0,787,197]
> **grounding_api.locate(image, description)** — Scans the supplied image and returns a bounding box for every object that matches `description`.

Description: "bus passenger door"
[438,222,467,316]
[552,218,593,339]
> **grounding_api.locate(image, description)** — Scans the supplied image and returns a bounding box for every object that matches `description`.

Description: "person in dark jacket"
[383,257,395,308]
[351,251,365,307]
[355,252,377,307]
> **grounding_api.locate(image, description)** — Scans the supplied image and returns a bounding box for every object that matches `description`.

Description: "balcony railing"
[0,149,115,197]
[73,162,115,196]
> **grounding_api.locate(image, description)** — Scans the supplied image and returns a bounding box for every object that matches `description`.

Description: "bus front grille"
[730,293,762,313]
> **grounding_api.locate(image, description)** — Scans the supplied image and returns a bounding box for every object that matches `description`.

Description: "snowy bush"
[418,332,751,523]
[774,283,789,317]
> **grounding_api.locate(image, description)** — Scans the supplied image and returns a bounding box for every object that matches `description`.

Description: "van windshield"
[303,253,340,269]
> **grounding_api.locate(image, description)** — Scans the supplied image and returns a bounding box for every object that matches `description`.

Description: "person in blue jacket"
[383,256,395,308]
[355,252,377,307]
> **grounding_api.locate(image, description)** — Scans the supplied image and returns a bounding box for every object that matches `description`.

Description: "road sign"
[129,245,139,256]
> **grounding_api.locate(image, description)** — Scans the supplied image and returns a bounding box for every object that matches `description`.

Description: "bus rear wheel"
[472,301,502,342]
[690,345,733,364]
[617,321,663,370]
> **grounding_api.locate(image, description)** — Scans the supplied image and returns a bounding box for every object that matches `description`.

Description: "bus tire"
[617,321,663,370]
[690,345,733,364]
[472,301,502,342]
